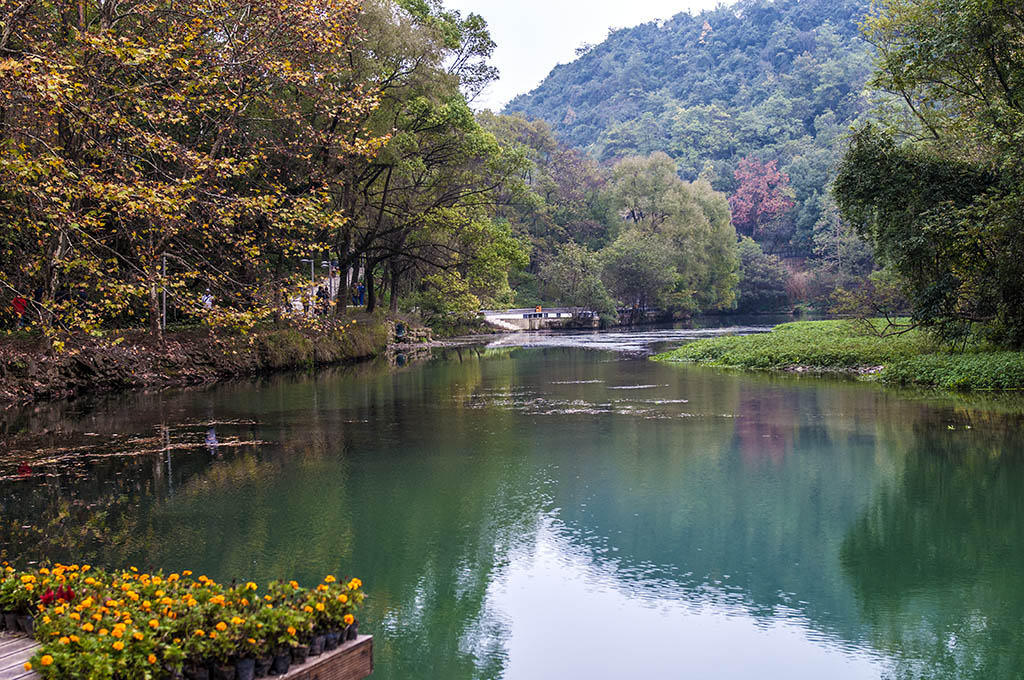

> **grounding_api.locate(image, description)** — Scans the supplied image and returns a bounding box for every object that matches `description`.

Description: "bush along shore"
[0,319,391,407]
[0,563,364,679]
[653,320,1024,391]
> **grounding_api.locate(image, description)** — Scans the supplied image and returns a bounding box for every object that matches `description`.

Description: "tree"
[603,153,738,314]
[600,231,677,313]
[0,0,382,339]
[735,238,790,313]
[728,157,795,252]
[538,242,615,316]
[833,0,1024,347]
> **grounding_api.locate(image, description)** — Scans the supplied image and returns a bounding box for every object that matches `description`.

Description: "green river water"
[2,326,1024,679]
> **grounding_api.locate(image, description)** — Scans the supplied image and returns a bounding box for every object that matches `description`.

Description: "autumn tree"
[728,157,795,252]
[0,0,382,339]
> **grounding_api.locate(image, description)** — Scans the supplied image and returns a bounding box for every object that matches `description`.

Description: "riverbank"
[653,320,1024,390]
[0,318,392,407]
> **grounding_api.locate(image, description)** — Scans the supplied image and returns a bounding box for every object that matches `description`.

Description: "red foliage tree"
[729,157,795,251]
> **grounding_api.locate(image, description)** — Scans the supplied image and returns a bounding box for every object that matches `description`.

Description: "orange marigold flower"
[112,641,124,651]
[315,603,325,612]
[194,629,205,637]
[82,623,94,632]
[337,594,348,604]
[324,575,336,583]
[148,654,158,664]
[343,614,354,626]
[303,606,313,613]
[133,632,145,641]
[286,626,296,636]
[23,663,32,671]
[59,637,70,645]
[149,619,159,629]
[40,655,54,666]
[215,622,227,632]
[70,635,80,643]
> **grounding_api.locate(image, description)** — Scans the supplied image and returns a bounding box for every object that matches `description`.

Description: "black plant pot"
[291,644,310,666]
[323,631,341,651]
[2,613,17,632]
[211,663,236,680]
[309,634,325,657]
[184,664,210,680]
[235,658,255,680]
[345,621,359,641]
[269,652,291,676]
[16,615,33,635]
[253,656,272,678]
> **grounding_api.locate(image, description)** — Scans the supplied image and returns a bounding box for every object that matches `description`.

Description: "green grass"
[653,320,1024,391]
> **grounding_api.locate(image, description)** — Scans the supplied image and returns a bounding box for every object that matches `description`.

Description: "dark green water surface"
[3,329,1024,679]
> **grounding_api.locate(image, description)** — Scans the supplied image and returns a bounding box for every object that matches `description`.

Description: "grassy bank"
[654,320,1024,391]
[0,317,392,406]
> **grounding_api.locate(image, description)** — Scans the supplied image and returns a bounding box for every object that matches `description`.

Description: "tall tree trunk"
[148,275,163,343]
[365,263,376,313]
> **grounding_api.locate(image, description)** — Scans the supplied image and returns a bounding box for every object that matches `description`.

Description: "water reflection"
[2,346,1024,679]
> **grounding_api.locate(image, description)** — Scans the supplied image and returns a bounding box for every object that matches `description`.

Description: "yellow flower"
[215,621,227,632]
[194,629,205,637]
[230,617,245,625]
[324,575,336,583]
[245,582,258,591]
[133,632,145,641]
[112,641,124,651]
[99,628,109,636]
[82,623,94,632]
[85,577,96,585]
[315,603,325,612]
[343,614,354,626]
[39,568,50,575]
[40,655,54,666]
[149,619,159,629]
[42,616,51,624]
[337,594,348,604]
[348,578,362,590]
[69,635,79,643]
[111,628,123,638]
[148,654,158,664]
[59,637,70,645]
[317,584,328,592]
[69,612,80,621]
[182,570,192,576]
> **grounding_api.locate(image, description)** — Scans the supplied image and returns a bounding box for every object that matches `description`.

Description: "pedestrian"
[12,294,28,329]
[357,282,365,307]
[201,289,213,310]
[316,284,328,315]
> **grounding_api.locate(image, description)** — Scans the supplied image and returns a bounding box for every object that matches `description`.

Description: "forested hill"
[505,0,873,254]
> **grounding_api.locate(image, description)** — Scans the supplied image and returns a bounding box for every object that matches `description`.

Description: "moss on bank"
[654,320,1024,391]
[0,318,391,405]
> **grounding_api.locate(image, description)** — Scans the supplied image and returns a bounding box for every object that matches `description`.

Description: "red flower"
[40,589,56,606]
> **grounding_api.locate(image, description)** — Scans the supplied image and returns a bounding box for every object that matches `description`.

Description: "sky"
[445,0,726,111]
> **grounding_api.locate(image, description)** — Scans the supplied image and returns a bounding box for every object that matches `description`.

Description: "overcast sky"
[445,0,727,111]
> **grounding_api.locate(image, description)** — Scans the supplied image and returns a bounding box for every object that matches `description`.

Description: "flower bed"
[0,563,364,679]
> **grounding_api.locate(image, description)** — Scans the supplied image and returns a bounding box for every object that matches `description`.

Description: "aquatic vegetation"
[655,320,1024,391]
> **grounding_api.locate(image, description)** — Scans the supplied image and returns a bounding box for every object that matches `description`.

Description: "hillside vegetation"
[507,0,873,256]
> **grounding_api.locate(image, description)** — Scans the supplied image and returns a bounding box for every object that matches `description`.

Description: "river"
[2,324,1024,679]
